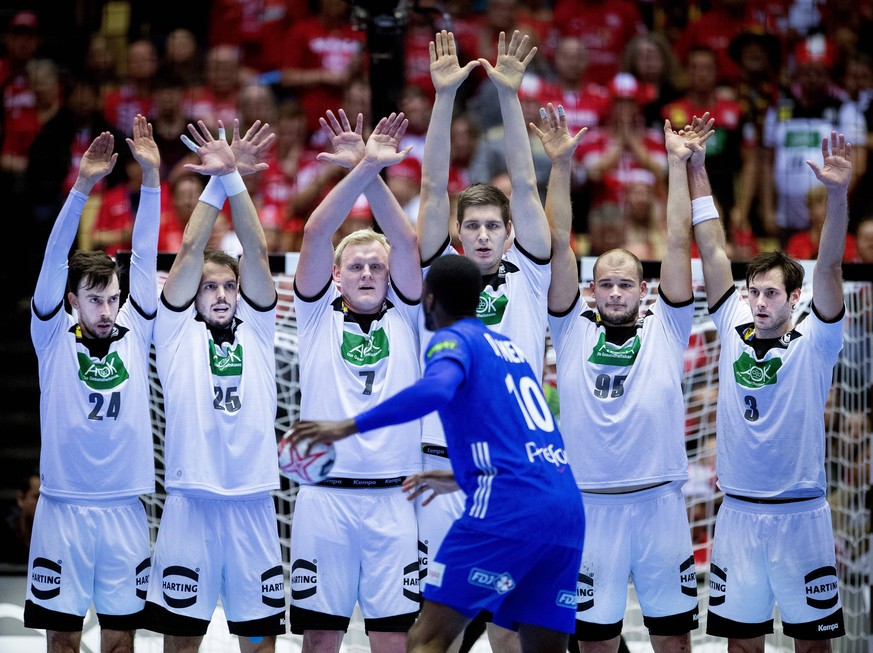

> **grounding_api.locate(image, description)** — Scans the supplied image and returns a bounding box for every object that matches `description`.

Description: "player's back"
[424,318,583,547]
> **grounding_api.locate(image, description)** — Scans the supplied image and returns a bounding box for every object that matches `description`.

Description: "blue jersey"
[424,318,584,547]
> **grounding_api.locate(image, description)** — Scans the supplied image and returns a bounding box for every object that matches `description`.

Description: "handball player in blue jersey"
[290,255,585,653]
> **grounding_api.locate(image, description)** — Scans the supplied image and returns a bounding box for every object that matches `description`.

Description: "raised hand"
[807,131,852,190]
[683,112,716,168]
[430,30,480,93]
[363,112,414,168]
[77,131,118,187]
[530,103,586,164]
[231,118,276,176]
[316,109,365,169]
[663,119,694,162]
[181,120,236,176]
[125,114,160,172]
[478,30,536,93]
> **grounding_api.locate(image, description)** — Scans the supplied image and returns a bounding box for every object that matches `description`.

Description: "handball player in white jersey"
[415,30,552,652]
[27,115,160,652]
[144,119,286,653]
[543,105,709,651]
[289,110,422,653]
[694,124,849,647]
[289,254,585,653]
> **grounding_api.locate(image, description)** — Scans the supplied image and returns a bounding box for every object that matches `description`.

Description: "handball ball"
[278,434,336,485]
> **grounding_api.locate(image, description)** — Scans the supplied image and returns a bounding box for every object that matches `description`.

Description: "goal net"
[140,255,870,652]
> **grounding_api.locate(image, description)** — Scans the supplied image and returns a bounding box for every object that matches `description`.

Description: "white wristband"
[199,176,226,210]
[691,196,719,226]
[219,170,246,197]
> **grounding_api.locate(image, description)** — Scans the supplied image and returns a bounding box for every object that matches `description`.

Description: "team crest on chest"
[342,327,389,365]
[209,340,243,376]
[77,351,129,389]
[733,352,782,388]
[477,292,508,325]
[587,333,641,366]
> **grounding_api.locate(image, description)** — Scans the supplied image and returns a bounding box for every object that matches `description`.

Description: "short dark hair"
[426,255,482,317]
[456,183,511,227]
[203,246,239,280]
[745,250,805,294]
[67,251,120,295]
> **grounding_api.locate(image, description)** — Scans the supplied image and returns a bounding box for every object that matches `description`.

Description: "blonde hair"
[333,228,390,266]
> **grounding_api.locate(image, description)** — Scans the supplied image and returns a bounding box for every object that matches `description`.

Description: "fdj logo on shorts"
[209,341,243,376]
[587,333,640,366]
[477,292,508,325]
[468,568,516,595]
[733,352,782,388]
[77,351,129,389]
[341,327,389,365]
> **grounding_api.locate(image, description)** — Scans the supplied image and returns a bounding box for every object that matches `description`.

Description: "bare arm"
[418,31,481,261]
[162,120,237,307]
[806,132,851,320]
[367,177,421,301]
[687,115,735,308]
[228,119,277,308]
[479,30,550,259]
[530,103,586,312]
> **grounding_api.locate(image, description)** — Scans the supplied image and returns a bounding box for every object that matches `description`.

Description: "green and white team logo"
[77,351,129,389]
[477,292,508,326]
[733,352,782,388]
[209,341,243,376]
[587,333,640,366]
[342,327,389,366]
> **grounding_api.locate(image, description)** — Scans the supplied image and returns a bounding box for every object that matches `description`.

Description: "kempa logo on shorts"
[403,561,420,602]
[162,565,199,609]
[77,351,129,389]
[556,590,577,609]
[468,568,515,594]
[576,571,594,611]
[261,564,285,608]
[733,352,782,389]
[805,566,839,610]
[587,333,640,366]
[477,293,508,326]
[136,557,151,600]
[30,557,62,600]
[341,327,389,365]
[290,558,318,600]
[209,340,243,376]
[525,442,567,468]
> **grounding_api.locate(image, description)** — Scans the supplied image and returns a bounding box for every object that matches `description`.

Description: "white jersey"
[763,99,865,230]
[548,293,692,490]
[154,295,279,496]
[709,289,843,497]
[418,243,550,447]
[295,281,422,477]
[32,297,156,501]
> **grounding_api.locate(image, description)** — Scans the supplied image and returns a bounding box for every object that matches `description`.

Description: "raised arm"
[162,120,237,307]
[806,132,851,320]
[478,30,550,259]
[660,118,708,304]
[125,114,161,316]
[295,112,413,298]
[687,114,735,308]
[33,132,118,315]
[228,119,277,308]
[530,103,586,312]
[418,30,481,262]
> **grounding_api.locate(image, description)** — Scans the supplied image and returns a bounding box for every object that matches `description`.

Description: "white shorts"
[146,493,285,637]
[706,495,845,640]
[24,495,151,631]
[289,484,419,633]
[416,451,465,590]
[577,482,699,640]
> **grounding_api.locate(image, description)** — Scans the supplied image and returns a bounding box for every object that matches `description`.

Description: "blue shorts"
[424,521,582,634]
